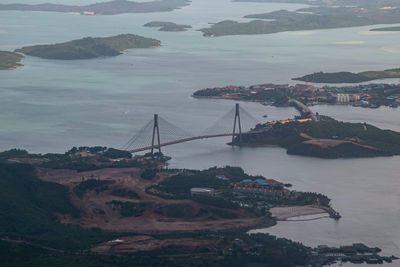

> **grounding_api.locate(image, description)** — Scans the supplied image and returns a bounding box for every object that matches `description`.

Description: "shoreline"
[270,205,328,221]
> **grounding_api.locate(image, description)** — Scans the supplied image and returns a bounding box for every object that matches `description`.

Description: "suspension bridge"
[122,104,260,154]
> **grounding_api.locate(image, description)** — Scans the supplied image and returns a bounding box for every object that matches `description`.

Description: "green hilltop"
[16,34,161,60]
[293,69,400,83]
[238,116,400,159]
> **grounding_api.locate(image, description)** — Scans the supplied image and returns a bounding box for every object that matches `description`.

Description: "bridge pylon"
[232,103,242,146]
[151,114,162,154]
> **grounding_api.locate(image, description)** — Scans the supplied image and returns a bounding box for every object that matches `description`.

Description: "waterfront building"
[337,93,350,103]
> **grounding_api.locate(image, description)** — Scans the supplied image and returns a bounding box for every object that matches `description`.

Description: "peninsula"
[234,116,400,159]
[294,69,400,83]
[0,0,190,15]
[0,51,24,70]
[5,147,389,266]
[15,34,161,60]
[193,82,400,108]
[371,26,400,31]
[144,21,192,31]
[200,3,400,37]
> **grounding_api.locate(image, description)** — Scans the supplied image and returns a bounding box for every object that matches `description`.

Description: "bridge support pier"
[232,103,242,146]
[151,114,161,155]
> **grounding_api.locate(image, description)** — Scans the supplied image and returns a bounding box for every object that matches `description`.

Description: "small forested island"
[200,3,400,37]
[144,21,192,31]
[294,69,400,83]
[234,116,400,159]
[235,0,396,5]
[0,0,190,15]
[0,51,24,70]
[15,34,161,60]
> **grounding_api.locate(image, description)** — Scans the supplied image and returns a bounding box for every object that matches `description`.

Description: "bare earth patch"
[270,205,327,221]
[300,133,379,150]
[36,167,273,234]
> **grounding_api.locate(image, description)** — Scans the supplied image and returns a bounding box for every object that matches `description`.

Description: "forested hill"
[16,34,161,60]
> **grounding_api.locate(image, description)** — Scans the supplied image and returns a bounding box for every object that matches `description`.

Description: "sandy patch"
[333,41,364,45]
[270,205,327,221]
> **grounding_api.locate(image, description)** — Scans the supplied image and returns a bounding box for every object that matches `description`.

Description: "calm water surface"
[1,0,400,262]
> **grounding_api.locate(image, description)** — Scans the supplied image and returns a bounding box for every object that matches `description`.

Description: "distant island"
[294,69,400,83]
[15,34,161,60]
[234,116,400,159]
[0,51,24,70]
[200,4,400,37]
[193,82,400,109]
[0,0,190,15]
[371,26,400,31]
[144,21,192,31]
[234,0,399,8]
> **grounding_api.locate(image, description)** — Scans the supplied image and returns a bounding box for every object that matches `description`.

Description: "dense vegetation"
[294,69,400,83]
[107,200,150,217]
[154,203,198,218]
[0,163,117,252]
[74,179,115,198]
[144,21,192,31]
[1,232,312,266]
[0,51,24,70]
[0,146,163,172]
[0,0,190,15]
[16,34,161,60]
[244,116,400,158]
[192,195,239,210]
[155,172,229,199]
[200,6,400,37]
[141,168,158,179]
[111,188,141,199]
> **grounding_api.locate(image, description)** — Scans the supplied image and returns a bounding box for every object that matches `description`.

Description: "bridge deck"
[129,133,234,153]
[289,99,317,121]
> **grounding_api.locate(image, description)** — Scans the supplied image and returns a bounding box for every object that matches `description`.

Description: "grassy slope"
[15,34,161,60]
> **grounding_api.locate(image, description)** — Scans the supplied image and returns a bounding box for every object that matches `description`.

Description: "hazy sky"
[1,0,156,4]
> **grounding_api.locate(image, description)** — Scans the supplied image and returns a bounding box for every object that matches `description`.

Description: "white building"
[337,94,350,103]
[190,188,215,197]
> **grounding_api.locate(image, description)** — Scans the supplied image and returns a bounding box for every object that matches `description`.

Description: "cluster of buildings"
[194,82,400,108]
[233,178,289,197]
[190,175,290,199]
[81,11,96,15]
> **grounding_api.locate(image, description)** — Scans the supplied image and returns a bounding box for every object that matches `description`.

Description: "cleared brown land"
[300,133,379,150]
[36,167,273,234]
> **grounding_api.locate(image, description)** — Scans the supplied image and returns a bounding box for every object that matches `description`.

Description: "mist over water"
[1,0,400,262]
